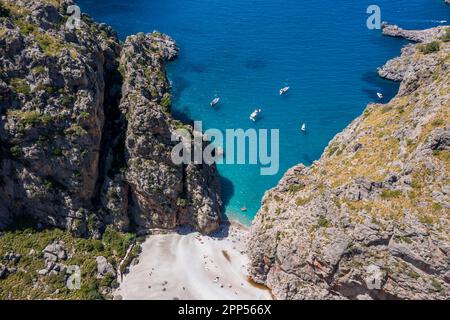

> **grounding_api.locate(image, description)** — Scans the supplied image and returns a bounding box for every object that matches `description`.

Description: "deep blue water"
[78,0,450,225]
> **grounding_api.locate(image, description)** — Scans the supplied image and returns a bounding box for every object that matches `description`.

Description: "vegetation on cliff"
[248,26,450,300]
[0,0,222,299]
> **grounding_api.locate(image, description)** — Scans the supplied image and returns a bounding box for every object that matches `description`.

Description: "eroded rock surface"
[0,0,222,236]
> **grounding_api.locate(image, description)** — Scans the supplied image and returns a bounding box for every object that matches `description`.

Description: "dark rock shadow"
[176,175,234,237]
[244,59,267,70]
[170,76,191,102]
[186,62,207,73]
[171,105,194,125]
[219,175,234,209]
[176,220,232,239]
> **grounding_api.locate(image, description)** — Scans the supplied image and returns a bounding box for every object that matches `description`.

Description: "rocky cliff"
[0,0,222,237]
[248,25,450,299]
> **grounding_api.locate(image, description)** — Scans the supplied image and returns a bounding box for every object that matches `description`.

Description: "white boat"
[250,109,262,122]
[301,123,306,132]
[210,97,220,107]
[376,92,384,99]
[279,86,290,95]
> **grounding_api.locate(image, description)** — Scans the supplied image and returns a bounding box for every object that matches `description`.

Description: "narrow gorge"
[0,0,222,237]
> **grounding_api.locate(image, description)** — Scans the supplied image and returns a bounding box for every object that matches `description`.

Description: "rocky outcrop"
[381,23,447,43]
[38,240,67,276]
[0,0,222,235]
[248,25,450,300]
[96,256,116,278]
[115,32,222,234]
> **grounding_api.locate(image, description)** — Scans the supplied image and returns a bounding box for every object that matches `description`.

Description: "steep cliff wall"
[114,32,222,234]
[0,0,222,236]
[248,26,450,300]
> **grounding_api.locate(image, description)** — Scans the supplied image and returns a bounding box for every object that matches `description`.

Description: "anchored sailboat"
[301,123,306,132]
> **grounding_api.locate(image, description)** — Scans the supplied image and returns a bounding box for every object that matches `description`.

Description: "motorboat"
[250,109,262,122]
[279,86,290,95]
[210,97,220,107]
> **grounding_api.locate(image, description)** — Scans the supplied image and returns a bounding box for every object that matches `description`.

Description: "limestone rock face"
[118,33,222,234]
[0,0,117,235]
[381,23,448,43]
[248,26,450,300]
[0,0,222,235]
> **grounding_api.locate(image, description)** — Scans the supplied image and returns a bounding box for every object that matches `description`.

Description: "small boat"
[301,123,306,132]
[240,207,247,212]
[249,109,262,122]
[376,92,384,99]
[210,97,220,107]
[279,86,290,95]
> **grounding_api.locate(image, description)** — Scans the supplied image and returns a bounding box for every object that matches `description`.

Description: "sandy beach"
[114,223,272,300]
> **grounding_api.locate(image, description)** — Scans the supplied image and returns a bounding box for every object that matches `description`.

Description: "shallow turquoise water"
[78,0,450,225]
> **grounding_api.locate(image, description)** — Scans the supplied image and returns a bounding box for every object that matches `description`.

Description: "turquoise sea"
[78,0,450,225]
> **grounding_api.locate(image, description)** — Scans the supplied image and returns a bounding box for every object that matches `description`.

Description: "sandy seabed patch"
[114,223,272,300]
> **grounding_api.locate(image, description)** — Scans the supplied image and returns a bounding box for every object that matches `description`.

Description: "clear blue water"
[78,0,449,225]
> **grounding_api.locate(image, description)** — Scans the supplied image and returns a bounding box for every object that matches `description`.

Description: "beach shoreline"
[114,221,272,300]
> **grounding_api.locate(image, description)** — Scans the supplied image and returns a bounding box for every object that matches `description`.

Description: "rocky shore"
[248,24,450,300]
[0,0,222,236]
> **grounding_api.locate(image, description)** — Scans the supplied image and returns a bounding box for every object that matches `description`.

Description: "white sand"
[114,223,272,300]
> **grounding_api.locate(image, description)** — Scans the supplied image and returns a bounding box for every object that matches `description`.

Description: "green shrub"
[60,95,75,107]
[418,41,440,54]
[9,78,30,96]
[316,216,331,228]
[35,33,63,56]
[419,215,433,225]
[161,94,171,113]
[176,198,188,207]
[44,180,55,191]
[431,202,442,211]
[51,148,63,157]
[10,110,51,127]
[79,282,103,300]
[431,119,445,127]
[32,65,46,75]
[79,111,90,119]
[328,145,339,156]
[102,225,135,258]
[407,270,420,279]
[288,184,305,193]
[431,279,443,292]
[64,124,88,137]
[10,145,21,157]
[17,20,36,34]
[295,196,310,206]
[380,189,401,199]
